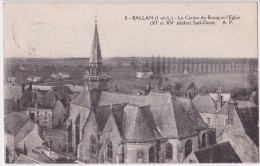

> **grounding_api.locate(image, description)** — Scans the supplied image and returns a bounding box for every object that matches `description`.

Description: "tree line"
[130,56,258,74]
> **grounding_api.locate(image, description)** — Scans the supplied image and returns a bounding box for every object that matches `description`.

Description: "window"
[201,133,206,148]
[90,135,97,156]
[45,112,47,117]
[166,143,173,159]
[106,139,113,161]
[184,140,192,158]
[149,146,156,163]
[224,118,228,126]
[36,111,39,117]
[205,117,212,125]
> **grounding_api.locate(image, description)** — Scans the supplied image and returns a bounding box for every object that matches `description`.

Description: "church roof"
[90,22,102,64]
[122,104,163,143]
[70,89,102,108]
[76,90,207,140]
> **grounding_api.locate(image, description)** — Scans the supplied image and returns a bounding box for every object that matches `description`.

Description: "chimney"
[227,100,238,125]
[220,95,223,108]
[29,82,32,91]
[22,83,25,93]
[54,94,58,102]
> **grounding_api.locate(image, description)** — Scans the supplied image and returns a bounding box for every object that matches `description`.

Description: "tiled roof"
[192,94,216,114]
[15,119,38,143]
[209,93,230,102]
[43,90,68,108]
[194,141,241,163]
[236,100,257,108]
[65,84,84,93]
[123,104,162,143]
[28,148,54,163]
[70,89,102,108]
[216,102,229,115]
[14,154,43,164]
[235,107,259,146]
[175,97,208,130]
[4,112,30,136]
[98,91,146,106]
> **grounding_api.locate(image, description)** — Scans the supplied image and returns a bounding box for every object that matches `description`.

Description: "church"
[68,20,211,163]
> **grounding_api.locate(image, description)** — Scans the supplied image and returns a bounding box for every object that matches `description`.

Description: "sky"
[3,3,257,58]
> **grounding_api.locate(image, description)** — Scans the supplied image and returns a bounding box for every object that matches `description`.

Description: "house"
[69,22,210,163]
[14,155,44,164]
[215,102,229,138]
[217,100,259,162]
[5,112,43,163]
[58,72,70,79]
[192,94,217,129]
[136,68,153,78]
[26,76,43,83]
[44,120,72,154]
[184,141,241,163]
[209,92,231,104]
[25,84,54,94]
[50,73,61,80]
[7,76,17,83]
[4,85,22,114]
[27,98,67,130]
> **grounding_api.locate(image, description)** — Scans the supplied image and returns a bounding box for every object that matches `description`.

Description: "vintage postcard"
[2,2,258,164]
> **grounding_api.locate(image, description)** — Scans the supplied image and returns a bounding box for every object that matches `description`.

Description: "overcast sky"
[3,3,257,58]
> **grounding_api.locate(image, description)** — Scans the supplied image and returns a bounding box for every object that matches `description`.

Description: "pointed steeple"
[90,20,102,64]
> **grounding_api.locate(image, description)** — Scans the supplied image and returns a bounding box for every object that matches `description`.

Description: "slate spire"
[90,19,102,64]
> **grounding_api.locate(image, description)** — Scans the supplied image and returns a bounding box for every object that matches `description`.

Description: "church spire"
[90,19,102,64]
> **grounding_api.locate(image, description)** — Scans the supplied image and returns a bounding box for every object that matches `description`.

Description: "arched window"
[184,140,192,158]
[166,143,173,159]
[202,133,206,148]
[149,146,155,163]
[90,135,97,156]
[106,139,113,162]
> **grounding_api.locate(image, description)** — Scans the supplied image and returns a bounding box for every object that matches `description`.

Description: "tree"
[23,142,28,155]
[156,56,161,74]
[162,56,166,74]
[175,83,182,91]
[151,55,155,73]
[187,58,190,73]
[167,57,171,74]
[130,56,137,70]
[145,57,149,68]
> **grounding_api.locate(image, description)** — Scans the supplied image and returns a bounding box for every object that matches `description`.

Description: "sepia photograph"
[2,2,259,164]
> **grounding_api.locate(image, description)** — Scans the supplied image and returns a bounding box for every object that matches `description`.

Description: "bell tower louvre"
[84,19,109,91]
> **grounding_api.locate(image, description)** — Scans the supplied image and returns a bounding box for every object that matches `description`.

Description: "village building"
[192,94,217,129]
[136,68,153,78]
[58,72,70,79]
[4,85,22,114]
[50,73,61,80]
[14,148,54,164]
[5,112,43,163]
[7,76,17,84]
[183,141,241,163]
[217,100,259,163]
[26,98,67,130]
[26,76,43,83]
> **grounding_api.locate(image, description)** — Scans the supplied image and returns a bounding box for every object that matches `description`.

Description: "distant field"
[107,71,257,93]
